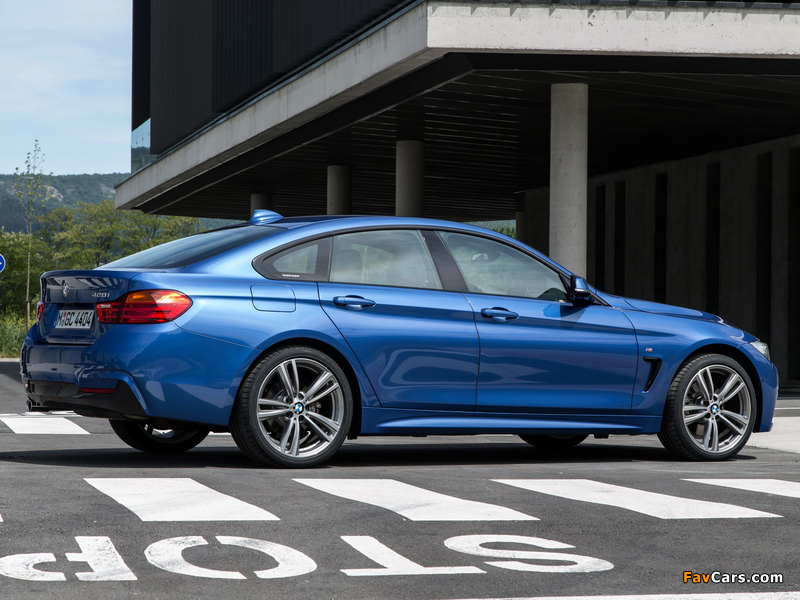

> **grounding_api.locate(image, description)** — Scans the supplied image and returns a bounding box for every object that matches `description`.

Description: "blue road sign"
[0,253,5,274]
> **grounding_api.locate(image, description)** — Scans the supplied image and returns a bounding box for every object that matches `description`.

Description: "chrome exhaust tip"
[25,400,50,413]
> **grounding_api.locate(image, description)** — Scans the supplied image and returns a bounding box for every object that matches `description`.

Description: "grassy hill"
[0,173,129,232]
[0,173,237,232]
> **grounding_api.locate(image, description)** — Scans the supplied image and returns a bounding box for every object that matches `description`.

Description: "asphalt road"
[0,359,798,600]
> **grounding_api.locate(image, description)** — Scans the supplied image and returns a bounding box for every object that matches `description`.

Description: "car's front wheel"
[109,420,210,454]
[230,346,353,468]
[658,353,756,460]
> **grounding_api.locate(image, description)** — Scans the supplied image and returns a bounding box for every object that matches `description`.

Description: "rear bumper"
[21,327,152,419]
[24,378,147,419]
[21,323,257,427]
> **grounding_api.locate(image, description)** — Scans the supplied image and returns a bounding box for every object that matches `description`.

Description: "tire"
[659,353,756,461]
[230,346,353,468]
[109,420,210,454]
[519,434,588,449]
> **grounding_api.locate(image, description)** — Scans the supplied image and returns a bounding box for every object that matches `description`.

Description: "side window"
[330,230,442,290]
[439,231,567,301]
[261,239,329,281]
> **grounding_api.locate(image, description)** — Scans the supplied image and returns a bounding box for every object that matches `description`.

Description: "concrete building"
[118,0,800,384]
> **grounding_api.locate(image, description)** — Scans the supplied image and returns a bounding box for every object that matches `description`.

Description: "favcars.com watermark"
[684,571,784,584]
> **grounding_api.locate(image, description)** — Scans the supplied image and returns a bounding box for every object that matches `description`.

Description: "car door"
[318,229,480,411]
[437,230,638,415]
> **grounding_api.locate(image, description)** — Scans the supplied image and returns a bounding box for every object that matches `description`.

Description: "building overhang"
[117,1,800,219]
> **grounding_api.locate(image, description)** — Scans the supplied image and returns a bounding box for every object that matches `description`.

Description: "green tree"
[118,207,202,260]
[12,141,50,328]
[36,200,202,269]
[0,229,48,318]
[36,206,76,270]
[71,201,126,267]
[1,202,202,356]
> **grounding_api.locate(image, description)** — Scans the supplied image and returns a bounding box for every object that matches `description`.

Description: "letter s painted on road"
[444,534,614,573]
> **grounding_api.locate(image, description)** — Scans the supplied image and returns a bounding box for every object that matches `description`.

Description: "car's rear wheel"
[659,353,756,460]
[109,420,210,454]
[518,434,588,449]
[230,346,353,468]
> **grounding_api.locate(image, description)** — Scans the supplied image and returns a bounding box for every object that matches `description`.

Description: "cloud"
[0,0,132,175]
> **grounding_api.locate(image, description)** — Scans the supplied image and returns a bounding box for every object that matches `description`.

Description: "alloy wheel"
[256,357,346,460]
[680,364,752,455]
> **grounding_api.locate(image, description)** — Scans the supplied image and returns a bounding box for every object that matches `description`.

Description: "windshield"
[100,225,281,269]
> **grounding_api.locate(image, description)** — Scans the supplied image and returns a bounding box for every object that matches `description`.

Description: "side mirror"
[569,274,592,303]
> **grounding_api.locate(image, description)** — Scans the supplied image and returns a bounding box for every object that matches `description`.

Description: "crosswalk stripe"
[686,478,800,498]
[294,479,537,521]
[493,479,781,519]
[84,478,280,522]
[0,416,90,435]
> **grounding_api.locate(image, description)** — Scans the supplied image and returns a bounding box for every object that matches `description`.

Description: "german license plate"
[55,309,94,329]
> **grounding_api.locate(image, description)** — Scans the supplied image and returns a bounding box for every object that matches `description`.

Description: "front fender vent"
[643,357,662,392]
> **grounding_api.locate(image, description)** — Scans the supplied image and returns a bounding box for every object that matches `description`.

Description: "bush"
[0,313,26,359]
[491,224,517,238]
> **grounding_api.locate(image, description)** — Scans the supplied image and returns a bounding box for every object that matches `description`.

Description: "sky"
[0,0,132,176]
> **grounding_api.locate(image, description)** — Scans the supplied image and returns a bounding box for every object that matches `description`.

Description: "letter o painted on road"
[145,536,317,580]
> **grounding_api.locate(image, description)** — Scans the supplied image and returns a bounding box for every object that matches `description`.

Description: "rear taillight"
[96,290,192,324]
[35,302,44,322]
[96,300,123,323]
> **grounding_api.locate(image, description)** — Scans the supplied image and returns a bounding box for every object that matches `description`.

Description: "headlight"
[750,341,770,361]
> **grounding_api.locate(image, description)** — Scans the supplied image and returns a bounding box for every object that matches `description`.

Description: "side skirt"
[360,406,661,436]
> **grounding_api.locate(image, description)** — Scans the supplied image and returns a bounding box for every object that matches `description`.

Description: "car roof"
[258,213,500,237]
[243,213,572,277]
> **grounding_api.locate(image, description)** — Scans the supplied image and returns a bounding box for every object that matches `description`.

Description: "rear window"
[261,238,331,281]
[100,225,281,269]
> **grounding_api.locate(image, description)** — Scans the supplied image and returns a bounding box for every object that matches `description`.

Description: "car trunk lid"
[38,270,136,344]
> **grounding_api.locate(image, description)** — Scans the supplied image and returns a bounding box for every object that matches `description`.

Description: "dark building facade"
[132,0,407,167]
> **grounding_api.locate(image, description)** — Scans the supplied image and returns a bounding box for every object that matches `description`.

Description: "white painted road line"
[494,479,781,519]
[445,594,800,600]
[84,478,280,522]
[0,416,90,435]
[748,417,800,454]
[294,479,537,521]
[687,478,800,498]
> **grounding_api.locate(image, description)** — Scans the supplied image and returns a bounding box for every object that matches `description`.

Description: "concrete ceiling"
[139,53,800,222]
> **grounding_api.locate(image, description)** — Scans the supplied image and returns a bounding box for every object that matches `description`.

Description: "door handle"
[480,307,519,322]
[333,295,376,310]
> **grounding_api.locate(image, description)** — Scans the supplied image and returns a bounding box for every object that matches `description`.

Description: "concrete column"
[250,192,273,215]
[395,140,424,217]
[549,83,588,275]
[327,165,352,215]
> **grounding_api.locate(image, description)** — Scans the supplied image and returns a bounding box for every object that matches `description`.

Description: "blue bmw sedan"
[21,211,778,467]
